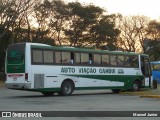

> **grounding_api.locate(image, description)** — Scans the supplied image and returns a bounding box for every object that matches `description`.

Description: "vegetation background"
[0,0,160,81]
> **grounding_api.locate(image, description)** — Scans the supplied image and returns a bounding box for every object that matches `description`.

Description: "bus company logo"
[2,112,11,117]
[118,69,124,74]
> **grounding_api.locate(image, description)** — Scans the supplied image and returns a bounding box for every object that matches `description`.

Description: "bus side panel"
[25,43,32,88]
[30,66,143,91]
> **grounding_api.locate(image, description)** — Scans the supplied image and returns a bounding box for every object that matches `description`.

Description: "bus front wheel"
[132,81,140,91]
[60,81,74,96]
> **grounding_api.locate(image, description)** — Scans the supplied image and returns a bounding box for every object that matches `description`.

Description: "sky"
[65,0,160,20]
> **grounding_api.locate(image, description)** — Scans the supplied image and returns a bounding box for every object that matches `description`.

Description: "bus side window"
[110,55,117,66]
[43,50,54,64]
[126,56,138,67]
[70,52,74,64]
[93,54,101,65]
[32,49,43,63]
[131,56,138,67]
[62,52,71,64]
[89,54,93,65]
[55,51,61,63]
[81,53,89,64]
[117,55,125,66]
[102,54,110,65]
[75,53,81,64]
[126,56,131,67]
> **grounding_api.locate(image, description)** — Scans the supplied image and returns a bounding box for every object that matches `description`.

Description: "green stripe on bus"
[61,74,144,88]
[61,74,143,81]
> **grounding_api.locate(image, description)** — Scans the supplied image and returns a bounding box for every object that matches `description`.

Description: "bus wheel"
[41,92,54,96]
[132,81,140,91]
[111,89,121,94]
[60,81,74,96]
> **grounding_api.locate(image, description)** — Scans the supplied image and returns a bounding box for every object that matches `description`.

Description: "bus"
[5,42,152,96]
[150,61,160,84]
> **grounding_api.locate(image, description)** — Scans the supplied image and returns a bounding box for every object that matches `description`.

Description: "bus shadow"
[73,92,115,96]
[5,91,116,99]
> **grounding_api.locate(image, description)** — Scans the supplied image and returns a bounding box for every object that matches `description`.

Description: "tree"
[90,14,120,49]
[0,0,36,71]
[115,15,150,52]
[146,20,160,40]
[0,0,36,44]
[32,0,55,45]
[63,2,120,48]
[145,20,160,60]
[63,2,102,46]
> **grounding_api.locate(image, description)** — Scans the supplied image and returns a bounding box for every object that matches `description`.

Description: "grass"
[120,85,160,99]
[120,89,156,95]
[140,95,160,98]
[0,80,4,87]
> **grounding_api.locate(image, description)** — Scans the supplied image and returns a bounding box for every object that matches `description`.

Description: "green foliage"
[145,20,160,60]
[0,0,120,50]
[90,15,120,47]
[63,2,119,47]
[0,0,160,69]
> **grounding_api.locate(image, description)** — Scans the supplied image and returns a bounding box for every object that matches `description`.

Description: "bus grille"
[34,74,44,88]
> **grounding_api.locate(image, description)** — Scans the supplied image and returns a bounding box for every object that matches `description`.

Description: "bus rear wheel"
[42,92,54,96]
[60,81,74,96]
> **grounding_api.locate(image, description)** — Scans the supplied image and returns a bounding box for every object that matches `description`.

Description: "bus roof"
[27,42,147,56]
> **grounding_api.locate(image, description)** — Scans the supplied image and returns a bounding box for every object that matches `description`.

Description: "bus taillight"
[7,74,23,77]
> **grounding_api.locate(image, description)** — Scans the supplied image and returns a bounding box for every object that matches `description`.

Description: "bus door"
[140,56,151,87]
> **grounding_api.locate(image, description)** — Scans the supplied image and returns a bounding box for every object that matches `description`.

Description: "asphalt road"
[0,87,160,120]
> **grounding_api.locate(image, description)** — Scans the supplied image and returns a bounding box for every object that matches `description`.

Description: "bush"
[0,72,5,81]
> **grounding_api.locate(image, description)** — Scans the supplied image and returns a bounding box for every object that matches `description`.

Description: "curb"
[140,95,160,99]
[120,88,160,99]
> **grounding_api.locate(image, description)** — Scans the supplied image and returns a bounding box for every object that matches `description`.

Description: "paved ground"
[0,85,160,120]
[0,81,4,88]
[120,84,160,98]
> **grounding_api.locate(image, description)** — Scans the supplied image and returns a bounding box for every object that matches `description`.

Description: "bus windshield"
[7,44,25,65]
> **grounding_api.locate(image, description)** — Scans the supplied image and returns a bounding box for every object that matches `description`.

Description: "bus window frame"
[31,49,44,64]
[31,48,55,65]
[125,55,139,68]
[101,54,110,66]
[31,47,140,68]
[93,53,102,65]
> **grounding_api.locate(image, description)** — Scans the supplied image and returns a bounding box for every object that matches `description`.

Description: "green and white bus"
[5,42,152,96]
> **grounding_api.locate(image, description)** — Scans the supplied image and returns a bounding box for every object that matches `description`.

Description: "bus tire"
[42,92,54,96]
[132,81,140,91]
[111,89,121,94]
[60,81,74,96]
